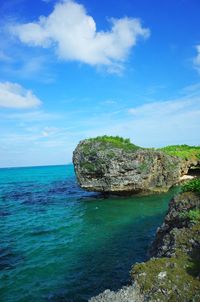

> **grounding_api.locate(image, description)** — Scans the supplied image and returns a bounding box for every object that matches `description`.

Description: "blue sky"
[0,0,200,167]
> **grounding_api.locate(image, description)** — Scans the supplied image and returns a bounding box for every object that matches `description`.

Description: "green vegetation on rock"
[82,137,200,161]
[73,136,200,195]
[132,251,200,302]
[186,209,200,223]
[181,178,200,193]
[138,162,149,173]
[131,185,200,301]
[132,217,200,301]
[86,135,141,151]
[80,162,96,172]
[180,209,200,224]
[160,144,200,160]
[73,136,200,301]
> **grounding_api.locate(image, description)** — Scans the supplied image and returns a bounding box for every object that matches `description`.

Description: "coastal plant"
[83,137,200,159]
[86,135,141,151]
[107,151,116,159]
[138,162,149,173]
[80,162,96,172]
[132,253,200,301]
[160,144,200,160]
[181,178,200,193]
[131,220,200,301]
[180,209,200,224]
[187,209,200,223]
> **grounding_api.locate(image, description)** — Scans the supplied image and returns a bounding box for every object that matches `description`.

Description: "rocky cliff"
[132,190,200,302]
[89,185,200,302]
[150,191,200,257]
[73,137,197,195]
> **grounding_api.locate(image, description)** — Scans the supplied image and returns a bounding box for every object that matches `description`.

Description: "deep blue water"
[0,164,179,302]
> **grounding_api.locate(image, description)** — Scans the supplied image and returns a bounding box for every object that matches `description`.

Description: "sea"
[0,164,179,302]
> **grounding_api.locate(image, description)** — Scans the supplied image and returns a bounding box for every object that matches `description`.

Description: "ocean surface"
[0,164,179,302]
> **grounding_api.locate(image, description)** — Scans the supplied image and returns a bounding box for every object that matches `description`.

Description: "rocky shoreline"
[89,189,200,302]
[89,285,142,302]
[72,137,200,301]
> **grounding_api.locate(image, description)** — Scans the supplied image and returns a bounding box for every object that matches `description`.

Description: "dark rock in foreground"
[73,138,184,195]
[131,191,200,302]
[150,191,200,257]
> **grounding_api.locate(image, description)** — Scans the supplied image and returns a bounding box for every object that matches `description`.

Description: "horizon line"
[0,163,73,169]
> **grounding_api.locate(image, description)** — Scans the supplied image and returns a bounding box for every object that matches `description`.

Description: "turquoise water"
[0,165,179,302]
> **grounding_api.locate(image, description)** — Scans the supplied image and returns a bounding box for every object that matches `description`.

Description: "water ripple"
[0,165,178,302]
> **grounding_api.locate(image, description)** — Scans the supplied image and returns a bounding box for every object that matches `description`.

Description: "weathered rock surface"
[131,191,200,302]
[150,191,200,257]
[89,285,143,302]
[89,191,200,302]
[73,139,184,194]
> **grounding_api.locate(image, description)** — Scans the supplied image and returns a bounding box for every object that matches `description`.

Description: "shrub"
[159,144,200,160]
[187,209,200,223]
[86,135,141,151]
[181,178,200,193]
[180,209,200,224]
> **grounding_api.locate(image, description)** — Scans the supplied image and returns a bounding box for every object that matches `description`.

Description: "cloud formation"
[81,95,200,147]
[0,82,42,108]
[128,99,192,117]
[194,45,200,72]
[10,0,150,71]
[120,97,200,146]
[1,87,199,167]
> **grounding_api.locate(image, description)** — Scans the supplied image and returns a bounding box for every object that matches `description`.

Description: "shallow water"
[0,164,179,302]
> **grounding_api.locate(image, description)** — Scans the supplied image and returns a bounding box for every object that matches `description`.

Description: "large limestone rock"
[73,139,183,194]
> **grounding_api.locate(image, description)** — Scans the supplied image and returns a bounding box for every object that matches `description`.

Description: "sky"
[0,0,200,168]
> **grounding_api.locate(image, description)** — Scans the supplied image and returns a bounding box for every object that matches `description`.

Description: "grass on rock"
[181,178,200,193]
[160,144,200,160]
[86,135,141,151]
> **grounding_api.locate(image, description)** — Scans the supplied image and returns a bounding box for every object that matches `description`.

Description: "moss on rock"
[132,252,200,302]
[131,190,200,301]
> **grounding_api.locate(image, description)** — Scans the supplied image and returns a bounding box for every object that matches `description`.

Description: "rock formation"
[150,191,200,257]
[131,191,200,301]
[73,138,195,195]
[89,190,200,302]
[89,285,142,302]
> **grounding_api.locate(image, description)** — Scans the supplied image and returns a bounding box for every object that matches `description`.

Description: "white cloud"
[120,97,200,146]
[0,82,42,109]
[128,99,192,117]
[10,0,150,72]
[0,90,199,167]
[193,45,200,73]
[181,82,200,95]
[79,96,200,147]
